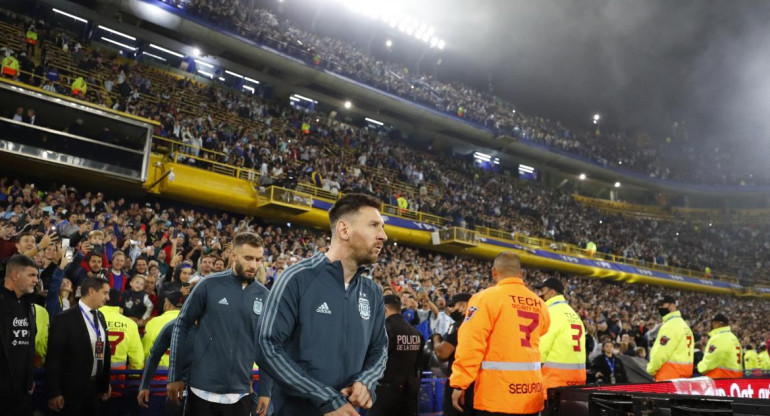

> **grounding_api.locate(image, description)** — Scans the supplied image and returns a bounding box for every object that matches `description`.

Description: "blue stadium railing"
[30,370,446,416]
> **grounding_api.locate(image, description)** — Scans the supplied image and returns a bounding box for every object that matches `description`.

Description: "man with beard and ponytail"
[258,193,389,416]
[167,232,272,416]
[647,296,694,381]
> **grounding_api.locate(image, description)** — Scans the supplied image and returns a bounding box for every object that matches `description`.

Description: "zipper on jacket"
[342,280,349,380]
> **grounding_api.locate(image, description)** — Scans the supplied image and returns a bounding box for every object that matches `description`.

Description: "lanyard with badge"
[79,306,105,360]
[605,356,616,384]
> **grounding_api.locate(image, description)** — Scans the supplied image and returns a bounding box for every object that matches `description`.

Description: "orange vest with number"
[450,277,551,414]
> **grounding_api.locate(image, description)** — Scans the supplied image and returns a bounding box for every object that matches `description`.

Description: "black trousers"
[2,393,32,416]
[58,380,100,416]
[367,382,419,416]
[443,382,475,416]
[188,391,252,416]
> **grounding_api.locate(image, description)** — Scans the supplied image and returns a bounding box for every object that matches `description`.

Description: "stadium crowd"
[2,6,770,285]
[164,0,766,187]
[1,176,769,378]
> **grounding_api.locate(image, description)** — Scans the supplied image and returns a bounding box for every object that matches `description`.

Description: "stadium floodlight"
[430,37,439,48]
[292,94,317,103]
[593,114,600,121]
[365,117,384,126]
[344,100,352,109]
[218,77,225,81]
[579,173,586,180]
[614,182,621,188]
[244,77,260,84]
[149,43,184,58]
[225,70,243,78]
[98,25,136,41]
[406,26,415,36]
[53,8,88,23]
[195,59,214,68]
[100,37,137,51]
[243,85,255,93]
[473,152,491,162]
[493,158,500,165]
[142,51,166,62]
[192,48,201,57]
[519,164,535,173]
[438,39,446,50]
[197,69,213,78]
[386,39,393,48]
[421,32,431,43]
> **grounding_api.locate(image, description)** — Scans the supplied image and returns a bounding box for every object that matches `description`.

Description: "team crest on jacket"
[659,336,670,346]
[708,345,716,353]
[253,298,263,315]
[359,297,370,320]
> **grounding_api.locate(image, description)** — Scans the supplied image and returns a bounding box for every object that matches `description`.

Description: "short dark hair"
[233,232,263,249]
[5,254,38,278]
[88,252,103,261]
[15,231,35,243]
[383,294,401,311]
[328,193,382,232]
[107,288,122,306]
[81,277,109,297]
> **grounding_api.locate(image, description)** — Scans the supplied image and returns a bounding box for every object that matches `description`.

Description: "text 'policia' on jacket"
[169,269,271,396]
[647,310,694,381]
[257,252,388,416]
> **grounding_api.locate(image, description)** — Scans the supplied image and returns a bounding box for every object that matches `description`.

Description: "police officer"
[434,293,473,416]
[368,295,425,416]
[536,277,586,396]
[647,296,694,381]
[697,313,742,379]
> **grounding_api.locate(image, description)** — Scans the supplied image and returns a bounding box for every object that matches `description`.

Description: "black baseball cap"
[383,294,401,309]
[448,293,472,307]
[711,313,729,324]
[107,288,122,307]
[657,295,676,306]
[166,290,187,308]
[535,277,564,294]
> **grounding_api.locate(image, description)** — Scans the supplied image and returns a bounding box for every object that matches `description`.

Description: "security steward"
[450,252,550,416]
[697,313,742,379]
[647,296,694,381]
[536,277,586,397]
[434,293,474,416]
[758,345,770,372]
[368,295,425,416]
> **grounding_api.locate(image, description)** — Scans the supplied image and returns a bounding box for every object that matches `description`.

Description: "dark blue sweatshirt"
[170,269,272,397]
[257,252,388,415]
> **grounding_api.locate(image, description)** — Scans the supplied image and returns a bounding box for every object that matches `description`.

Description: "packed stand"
[152,0,767,186]
[1,177,769,382]
[2,8,770,283]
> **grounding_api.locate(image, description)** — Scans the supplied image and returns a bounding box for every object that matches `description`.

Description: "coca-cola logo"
[12,317,28,327]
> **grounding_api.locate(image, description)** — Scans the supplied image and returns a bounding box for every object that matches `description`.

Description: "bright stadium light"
[53,8,87,23]
[98,25,136,41]
[430,37,439,48]
[100,37,136,51]
[142,51,166,62]
[438,39,446,50]
[344,100,352,109]
[386,39,392,48]
[192,48,201,57]
[149,43,184,58]
[614,182,621,188]
[579,173,586,180]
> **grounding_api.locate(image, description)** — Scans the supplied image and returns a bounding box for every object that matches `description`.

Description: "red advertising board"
[587,377,770,399]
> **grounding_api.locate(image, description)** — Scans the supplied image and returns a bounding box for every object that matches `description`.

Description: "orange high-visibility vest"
[450,277,551,414]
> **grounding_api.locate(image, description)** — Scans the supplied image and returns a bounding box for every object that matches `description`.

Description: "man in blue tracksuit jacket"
[168,232,273,416]
[258,193,389,416]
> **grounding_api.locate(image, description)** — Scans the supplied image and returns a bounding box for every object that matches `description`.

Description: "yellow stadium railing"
[151,143,742,285]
